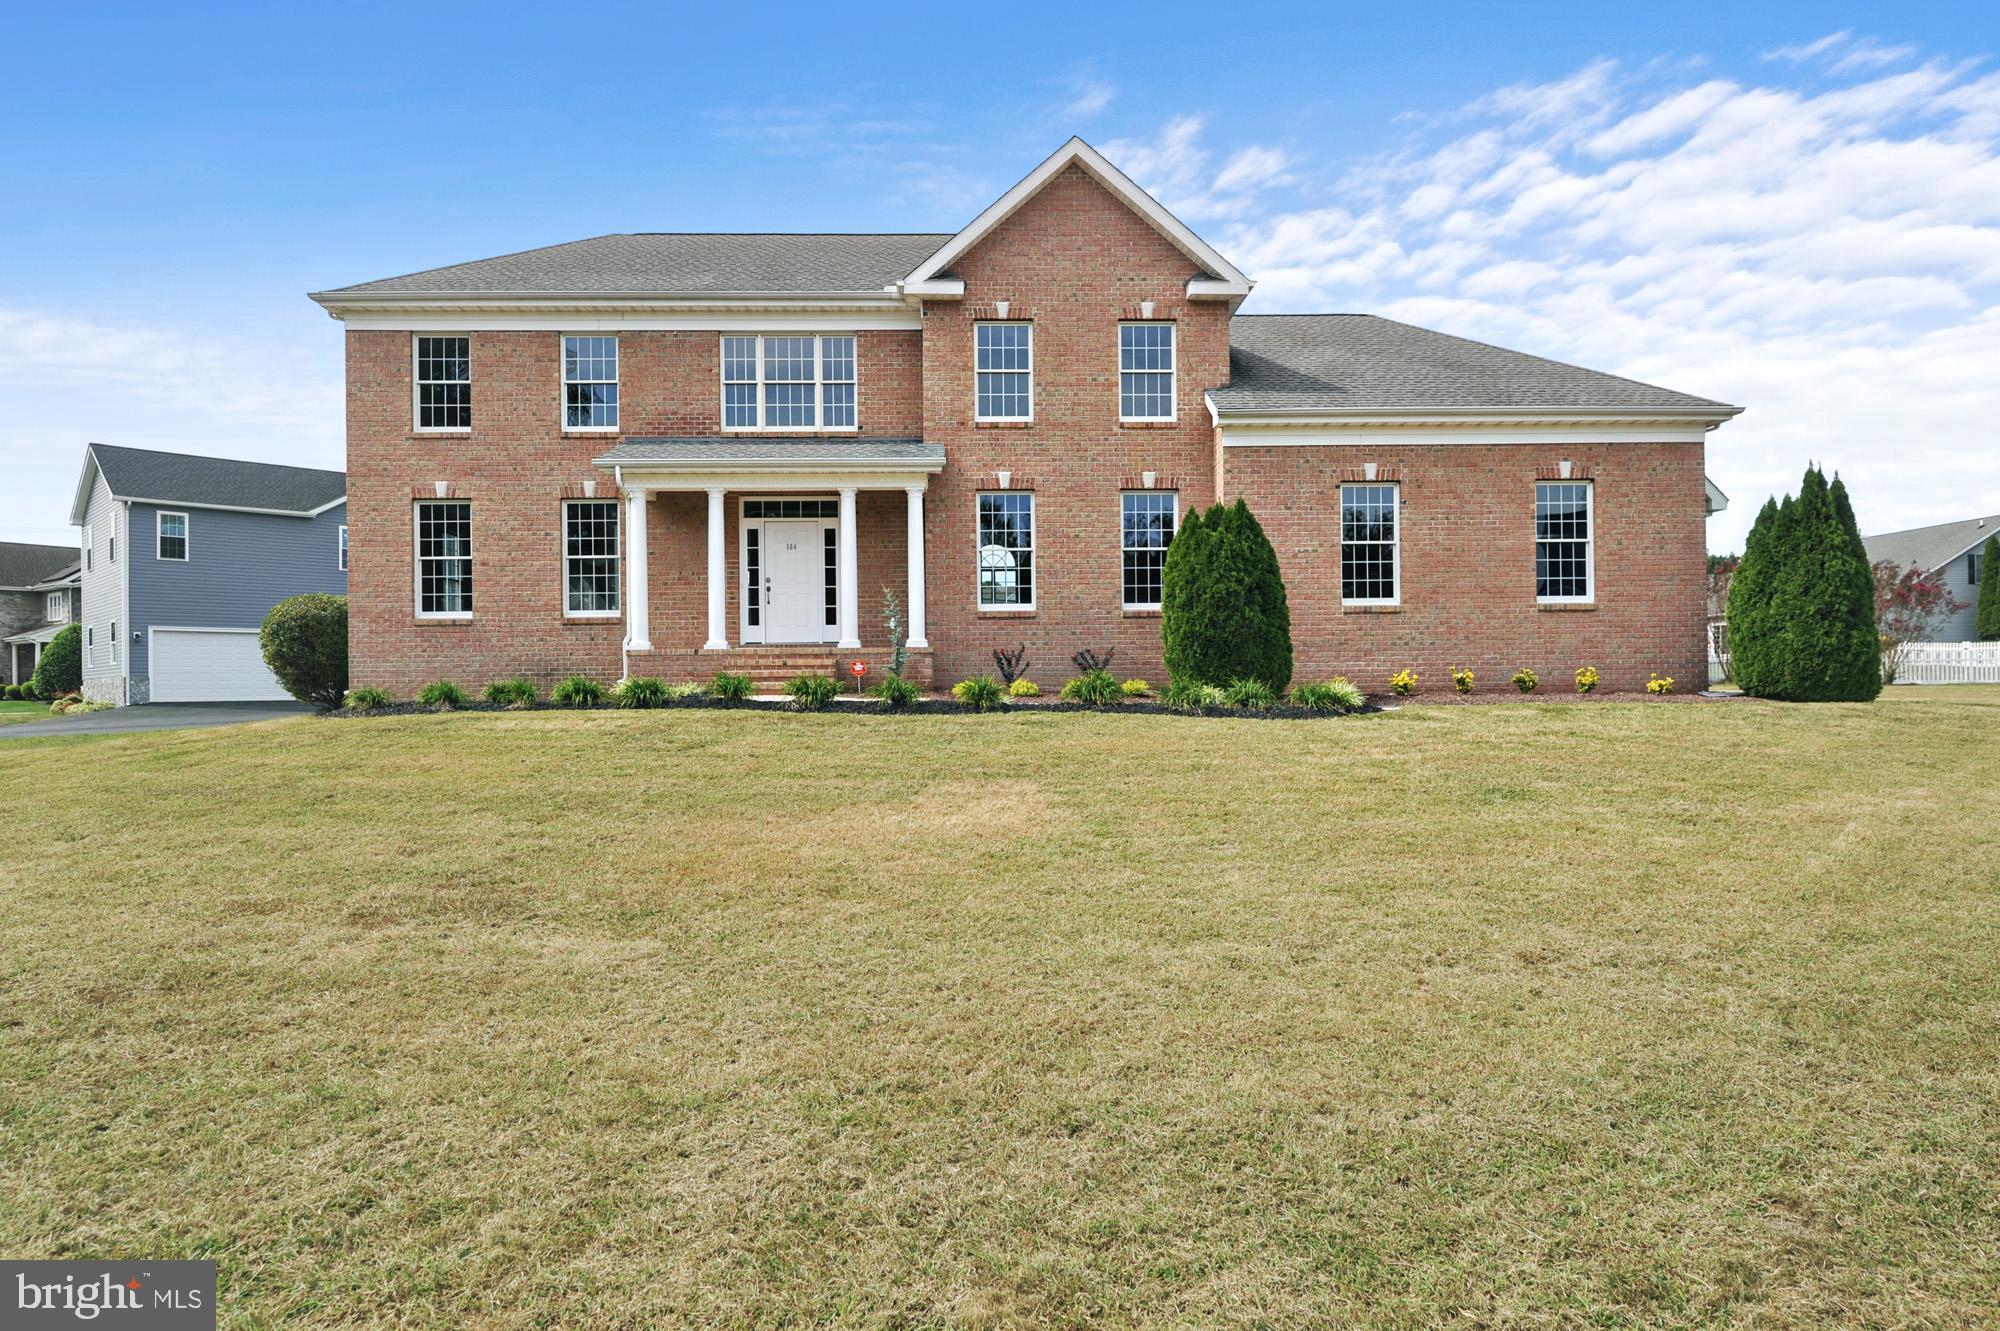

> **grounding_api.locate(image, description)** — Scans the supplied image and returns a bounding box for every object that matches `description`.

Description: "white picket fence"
[1892,641,2000,685]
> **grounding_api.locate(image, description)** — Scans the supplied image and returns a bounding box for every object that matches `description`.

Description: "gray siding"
[127,502,348,682]
[1932,546,1983,642]
[79,471,127,701]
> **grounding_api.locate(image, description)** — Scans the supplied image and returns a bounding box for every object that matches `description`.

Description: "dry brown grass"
[2,696,1997,1328]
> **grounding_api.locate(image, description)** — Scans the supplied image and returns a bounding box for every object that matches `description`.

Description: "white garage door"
[150,628,292,703]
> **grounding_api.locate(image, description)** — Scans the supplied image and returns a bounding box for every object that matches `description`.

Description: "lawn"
[0,699,48,725]
[2,699,1996,1328]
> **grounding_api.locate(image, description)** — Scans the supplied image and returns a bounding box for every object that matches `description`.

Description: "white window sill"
[414,428,472,435]
[720,427,861,435]
[563,611,622,621]
[415,613,474,622]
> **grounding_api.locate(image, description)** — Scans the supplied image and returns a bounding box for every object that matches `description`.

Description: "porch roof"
[3,622,68,647]
[597,436,944,474]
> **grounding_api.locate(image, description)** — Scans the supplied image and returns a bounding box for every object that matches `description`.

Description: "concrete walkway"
[0,700,312,739]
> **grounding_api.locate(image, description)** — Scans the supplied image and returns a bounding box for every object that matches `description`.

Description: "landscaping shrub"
[1292,676,1365,713]
[343,686,392,711]
[483,677,537,707]
[1979,534,2000,641]
[614,676,668,709]
[950,676,1006,712]
[1452,667,1476,694]
[873,674,921,709]
[1161,499,1293,692]
[1223,677,1277,710]
[1007,678,1040,698]
[710,671,753,702]
[1163,679,1227,712]
[260,593,348,711]
[993,644,1028,685]
[1060,669,1123,706]
[1728,466,1880,701]
[1389,669,1418,696]
[1647,673,1676,695]
[30,623,81,700]
[663,681,705,700]
[784,674,840,711]
[416,680,469,710]
[1575,666,1600,694]
[1511,667,1538,693]
[1071,648,1114,674]
[551,675,604,708]
[1120,679,1151,697]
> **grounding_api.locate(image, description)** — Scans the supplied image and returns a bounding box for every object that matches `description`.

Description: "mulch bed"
[328,695,1385,721]
[1390,689,1750,705]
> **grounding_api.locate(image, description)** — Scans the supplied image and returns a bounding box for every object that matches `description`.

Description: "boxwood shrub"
[260,593,348,710]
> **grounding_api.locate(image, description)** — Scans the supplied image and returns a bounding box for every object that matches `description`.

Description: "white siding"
[78,470,128,704]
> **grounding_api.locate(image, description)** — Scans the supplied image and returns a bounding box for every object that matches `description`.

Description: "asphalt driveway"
[0,700,312,739]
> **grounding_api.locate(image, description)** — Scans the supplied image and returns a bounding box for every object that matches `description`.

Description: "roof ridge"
[90,442,345,481]
[1863,514,2000,540]
[321,232,632,294]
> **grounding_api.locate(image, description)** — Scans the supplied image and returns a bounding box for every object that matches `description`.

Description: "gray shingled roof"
[1214,314,1737,414]
[598,437,944,466]
[0,542,78,588]
[91,444,346,513]
[323,234,955,297]
[1863,513,2000,573]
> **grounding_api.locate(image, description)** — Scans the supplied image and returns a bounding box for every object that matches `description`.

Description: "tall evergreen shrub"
[1728,466,1880,701]
[1160,499,1293,691]
[1978,534,2000,641]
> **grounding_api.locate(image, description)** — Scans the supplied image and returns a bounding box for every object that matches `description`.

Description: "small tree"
[30,623,81,698]
[1729,467,1880,702]
[1726,498,1782,696]
[1979,534,2000,641]
[1874,560,1963,683]
[1161,499,1293,692]
[260,593,348,710]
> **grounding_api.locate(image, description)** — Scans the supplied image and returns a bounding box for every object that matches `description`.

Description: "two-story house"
[70,444,348,704]
[312,138,1738,695]
[1863,513,1997,642]
[1,542,81,687]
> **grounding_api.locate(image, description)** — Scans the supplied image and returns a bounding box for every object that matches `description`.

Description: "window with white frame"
[562,336,619,431]
[109,619,118,665]
[1971,546,1983,585]
[108,523,116,563]
[415,335,471,430]
[46,591,63,622]
[338,525,348,571]
[83,526,91,571]
[1341,484,1399,604]
[721,335,856,430]
[1121,492,1176,608]
[86,625,93,662]
[1535,482,1593,601]
[157,511,188,561]
[563,500,620,616]
[975,323,1032,420]
[1119,323,1175,420]
[415,502,473,616]
[977,492,1035,608]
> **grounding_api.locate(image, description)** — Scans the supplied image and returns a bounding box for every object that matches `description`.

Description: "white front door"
[763,519,825,643]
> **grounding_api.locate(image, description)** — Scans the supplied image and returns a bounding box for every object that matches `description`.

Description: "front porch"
[599,437,945,688]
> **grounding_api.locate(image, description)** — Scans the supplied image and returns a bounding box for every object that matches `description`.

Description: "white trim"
[338,524,349,571]
[145,623,264,634]
[1535,480,1595,605]
[1118,321,1177,424]
[156,510,189,561]
[1207,398,1741,426]
[413,333,472,433]
[974,322,1034,423]
[307,496,349,517]
[561,498,622,619]
[904,485,928,650]
[82,525,92,572]
[597,455,942,476]
[1918,529,2000,576]
[736,496,842,645]
[1119,489,1178,610]
[1705,477,1729,516]
[314,293,920,329]
[704,487,729,650]
[413,500,474,620]
[975,490,1037,613]
[560,333,621,433]
[46,591,65,622]
[1338,482,1400,608]
[1220,424,1716,446]
[624,488,651,652]
[902,138,1253,301]
[719,333,860,433]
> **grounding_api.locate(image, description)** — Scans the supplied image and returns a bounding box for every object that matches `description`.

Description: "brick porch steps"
[626,645,932,693]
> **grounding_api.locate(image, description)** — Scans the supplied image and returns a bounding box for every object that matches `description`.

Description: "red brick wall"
[1221,443,1710,693]
[918,164,1231,687]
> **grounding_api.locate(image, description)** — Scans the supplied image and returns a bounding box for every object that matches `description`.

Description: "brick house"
[312,139,1737,695]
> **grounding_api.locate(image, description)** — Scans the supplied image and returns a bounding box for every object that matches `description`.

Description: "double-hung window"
[1121,492,1176,608]
[1970,546,1983,585]
[562,336,619,431]
[415,502,473,616]
[1119,323,1175,421]
[1341,484,1399,604]
[109,620,118,665]
[338,525,349,572]
[721,335,856,430]
[563,500,620,616]
[415,336,471,430]
[83,526,92,572]
[46,591,63,622]
[157,511,188,561]
[975,323,1032,421]
[977,492,1035,608]
[1535,482,1593,601]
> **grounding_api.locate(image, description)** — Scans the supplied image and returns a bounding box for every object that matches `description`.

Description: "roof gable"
[70,444,347,524]
[0,541,79,589]
[1862,513,2000,573]
[901,138,1252,302]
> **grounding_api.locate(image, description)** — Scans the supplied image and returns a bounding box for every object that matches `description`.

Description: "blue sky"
[3,2,1997,552]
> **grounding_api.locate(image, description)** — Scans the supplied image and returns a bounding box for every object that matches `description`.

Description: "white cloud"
[1104,117,1294,220]
[1199,38,2000,550]
[1056,63,1115,119]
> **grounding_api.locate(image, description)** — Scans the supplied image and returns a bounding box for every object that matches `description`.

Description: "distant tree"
[1978,534,2000,641]
[29,623,81,698]
[1873,561,1963,683]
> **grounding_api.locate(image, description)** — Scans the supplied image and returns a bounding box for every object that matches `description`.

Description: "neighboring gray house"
[1,542,81,686]
[1863,512,1998,643]
[69,444,348,704]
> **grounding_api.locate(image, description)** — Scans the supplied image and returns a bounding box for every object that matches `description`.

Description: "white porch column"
[904,485,928,649]
[624,488,651,651]
[837,486,861,650]
[704,487,729,650]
